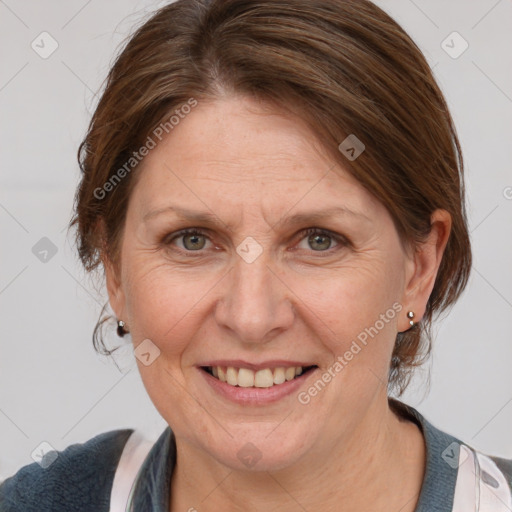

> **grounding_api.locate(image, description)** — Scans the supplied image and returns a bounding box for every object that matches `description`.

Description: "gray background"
[0,0,511,480]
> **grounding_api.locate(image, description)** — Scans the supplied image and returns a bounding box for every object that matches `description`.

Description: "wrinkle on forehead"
[131,95,385,235]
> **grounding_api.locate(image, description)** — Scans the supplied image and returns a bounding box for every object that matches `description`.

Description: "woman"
[1,0,510,510]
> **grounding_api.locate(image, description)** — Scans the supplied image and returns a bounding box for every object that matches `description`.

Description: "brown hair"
[71,0,472,395]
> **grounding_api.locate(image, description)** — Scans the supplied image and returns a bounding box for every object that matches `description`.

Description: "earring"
[407,311,415,327]
[117,320,127,337]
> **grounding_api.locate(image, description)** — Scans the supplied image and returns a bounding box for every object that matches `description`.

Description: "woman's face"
[107,95,437,471]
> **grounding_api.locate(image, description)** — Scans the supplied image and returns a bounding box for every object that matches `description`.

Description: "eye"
[164,227,346,255]
[296,228,344,252]
[167,229,211,251]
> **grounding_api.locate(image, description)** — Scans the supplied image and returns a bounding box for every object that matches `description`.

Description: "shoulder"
[389,398,512,511]
[491,455,512,485]
[481,452,512,491]
[0,428,133,512]
[452,445,512,511]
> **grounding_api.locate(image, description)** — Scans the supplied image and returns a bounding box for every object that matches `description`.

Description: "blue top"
[1,399,511,511]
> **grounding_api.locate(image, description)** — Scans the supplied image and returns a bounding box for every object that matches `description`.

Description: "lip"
[198,359,315,371]
[198,365,319,406]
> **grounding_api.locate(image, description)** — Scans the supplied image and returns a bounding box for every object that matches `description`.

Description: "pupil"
[310,233,331,251]
[184,233,205,250]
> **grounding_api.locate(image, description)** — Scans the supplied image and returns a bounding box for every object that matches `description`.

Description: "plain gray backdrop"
[0,0,511,480]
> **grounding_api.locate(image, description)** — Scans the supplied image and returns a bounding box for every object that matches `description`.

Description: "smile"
[201,365,317,388]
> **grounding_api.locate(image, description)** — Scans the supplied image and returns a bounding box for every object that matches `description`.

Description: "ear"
[104,254,126,321]
[399,209,452,332]
[97,217,126,322]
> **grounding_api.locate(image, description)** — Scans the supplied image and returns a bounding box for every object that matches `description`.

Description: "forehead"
[131,95,384,222]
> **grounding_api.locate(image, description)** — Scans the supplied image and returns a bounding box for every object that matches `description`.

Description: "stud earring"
[407,311,415,327]
[117,320,127,337]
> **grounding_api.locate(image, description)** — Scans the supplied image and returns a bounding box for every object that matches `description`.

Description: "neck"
[169,398,426,512]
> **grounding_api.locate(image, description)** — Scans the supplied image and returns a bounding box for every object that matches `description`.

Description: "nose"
[214,254,295,345]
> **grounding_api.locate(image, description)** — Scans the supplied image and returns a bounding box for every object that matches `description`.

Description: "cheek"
[122,263,215,424]
[122,260,221,353]
[309,275,378,326]
[296,260,403,362]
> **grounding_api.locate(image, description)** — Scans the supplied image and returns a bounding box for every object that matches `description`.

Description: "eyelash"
[164,227,347,256]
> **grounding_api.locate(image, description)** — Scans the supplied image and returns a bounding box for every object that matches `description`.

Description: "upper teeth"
[211,366,304,388]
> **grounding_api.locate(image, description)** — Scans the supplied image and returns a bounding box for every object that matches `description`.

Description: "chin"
[209,427,314,472]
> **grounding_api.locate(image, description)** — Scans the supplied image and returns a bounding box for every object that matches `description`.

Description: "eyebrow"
[142,205,371,228]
